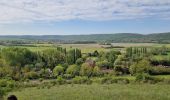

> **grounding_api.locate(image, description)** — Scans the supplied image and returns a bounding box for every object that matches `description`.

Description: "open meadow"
[7,84,170,100]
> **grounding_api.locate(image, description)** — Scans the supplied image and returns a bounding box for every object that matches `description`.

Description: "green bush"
[53,65,64,77]
[56,76,65,85]
[0,79,15,88]
[24,71,39,79]
[135,73,163,84]
[63,74,73,79]
[76,58,84,65]
[115,78,130,84]
[80,63,93,77]
[66,65,80,77]
[0,79,16,97]
[93,66,101,76]
[96,60,112,69]
[130,59,151,75]
[72,76,92,84]
[100,77,113,84]
[0,88,5,98]
[39,78,43,82]
[100,77,130,84]
[149,67,170,75]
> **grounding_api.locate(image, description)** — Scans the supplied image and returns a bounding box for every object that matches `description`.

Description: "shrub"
[62,63,69,71]
[24,71,39,79]
[0,79,16,97]
[96,60,112,69]
[76,58,84,65]
[66,65,80,77]
[100,77,130,84]
[100,77,113,84]
[53,65,64,77]
[39,78,43,82]
[115,78,130,84]
[39,68,52,78]
[72,76,92,84]
[130,59,151,75]
[80,63,93,77]
[63,74,73,79]
[57,76,65,85]
[0,88,5,98]
[93,66,101,76]
[149,67,170,75]
[135,73,163,84]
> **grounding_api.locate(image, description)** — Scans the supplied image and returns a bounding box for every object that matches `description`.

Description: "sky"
[0,0,170,35]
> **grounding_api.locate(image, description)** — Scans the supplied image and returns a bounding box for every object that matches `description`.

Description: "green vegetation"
[1,36,170,99]
[7,84,170,100]
[1,32,170,43]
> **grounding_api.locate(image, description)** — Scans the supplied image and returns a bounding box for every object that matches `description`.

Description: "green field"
[7,84,170,100]
[1,43,169,53]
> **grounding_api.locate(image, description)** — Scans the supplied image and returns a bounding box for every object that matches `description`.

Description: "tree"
[1,47,36,67]
[130,59,151,75]
[67,48,82,65]
[76,58,84,65]
[66,65,80,76]
[67,49,76,64]
[93,50,99,57]
[126,47,132,58]
[80,63,93,77]
[75,48,82,60]
[40,49,65,69]
[53,65,64,77]
[108,50,119,64]
[96,60,112,69]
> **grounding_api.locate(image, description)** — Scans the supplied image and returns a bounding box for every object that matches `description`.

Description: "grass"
[1,43,170,53]
[154,75,170,79]
[6,84,170,100]
[0,44,109,53]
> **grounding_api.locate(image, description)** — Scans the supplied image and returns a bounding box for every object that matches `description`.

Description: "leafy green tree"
[53,65,64,77]
[130,59,151,75]
[96,60,112,69]
[67,48,81,64]
[93,50,99,57]
[80,63,93,77]
[40,49,65,69]
[1,47,36,67]
[66,65,80,76]
[76,58,84,65]
[75,48,82,60]
[67,49,76,64]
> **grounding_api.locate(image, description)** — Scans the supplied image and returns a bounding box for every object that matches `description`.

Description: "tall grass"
[7,84,170,100]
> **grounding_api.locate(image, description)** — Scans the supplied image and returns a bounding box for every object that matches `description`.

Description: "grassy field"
[7,84,170,100]
[1,43,170,53]
[0,44,109,53]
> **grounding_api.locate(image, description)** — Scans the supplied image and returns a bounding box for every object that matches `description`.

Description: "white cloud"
[0,0,170,23]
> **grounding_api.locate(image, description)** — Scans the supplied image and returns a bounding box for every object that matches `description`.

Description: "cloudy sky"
[0,0,170,35]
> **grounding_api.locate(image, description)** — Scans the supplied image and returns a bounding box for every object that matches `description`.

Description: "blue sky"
[0,0,170,35]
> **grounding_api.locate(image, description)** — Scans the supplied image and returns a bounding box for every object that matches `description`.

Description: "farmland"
[1,43,169,53]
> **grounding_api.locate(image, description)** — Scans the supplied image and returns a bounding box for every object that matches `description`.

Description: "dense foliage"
[1,45,170,98]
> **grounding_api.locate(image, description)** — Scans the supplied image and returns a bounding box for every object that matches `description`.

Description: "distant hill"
[0,32,170,43]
